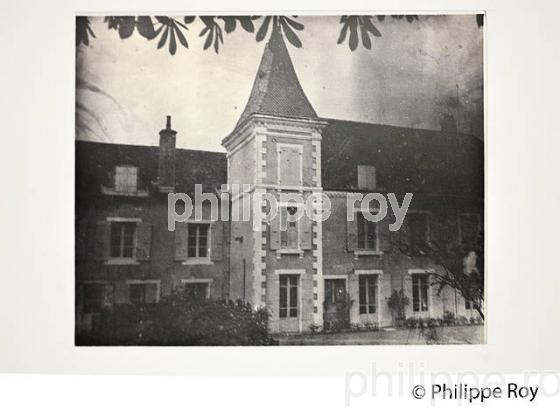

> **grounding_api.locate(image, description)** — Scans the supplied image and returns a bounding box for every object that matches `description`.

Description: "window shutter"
[269,209,281,250]
[76,219,88,260]
[94,221,111,260]
[300,214,313,250]
[378,218,392,252]
[136,222,152,261]
[174,222,189,261]
[211,222,224,261]
[347,212,358,251]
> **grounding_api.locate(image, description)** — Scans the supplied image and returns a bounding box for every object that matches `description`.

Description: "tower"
[223,28,327,332]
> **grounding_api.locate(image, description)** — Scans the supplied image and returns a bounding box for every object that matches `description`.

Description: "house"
[75,28,483,334]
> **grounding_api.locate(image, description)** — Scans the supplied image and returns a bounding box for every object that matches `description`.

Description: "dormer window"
[357,165,376,190]
[115,166,138,193]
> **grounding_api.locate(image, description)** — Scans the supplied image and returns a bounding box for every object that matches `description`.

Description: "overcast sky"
[77,15,483,152]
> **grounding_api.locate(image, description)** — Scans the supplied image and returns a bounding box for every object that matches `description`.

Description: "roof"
[321,119,484,205]
[75,140,227,197]
[234,27,317,130]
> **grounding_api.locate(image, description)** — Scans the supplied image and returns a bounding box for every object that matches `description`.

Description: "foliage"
[76,292,277,346]
[396,232,485,320]
[75,14,485,54]
[387,289,410,320]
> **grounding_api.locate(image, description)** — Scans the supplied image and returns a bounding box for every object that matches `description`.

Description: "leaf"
[184,16,196,24]
[284,16,304,31]
[137,16,156,39]
[157,27,169,49]
[76,17,95,46]
[221,17,236,33]
[337,18,349,44]
[169,27,177,55]
[256,16,271,42]
[203,28,214,50]
[155,16,170,25]
[359,19,371,50]
[118,17,135,39]
[237,17,255,32]
[362,16,381,37]
[174,23,189,48]
[280,19,302,48]
[376,15,386,22]
[348,17,359,51]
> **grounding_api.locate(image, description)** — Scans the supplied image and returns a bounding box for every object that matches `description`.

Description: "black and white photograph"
[75,15,484,345]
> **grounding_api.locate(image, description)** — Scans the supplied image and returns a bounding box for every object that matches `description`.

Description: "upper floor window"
[357,212,378,250]
[409,213,429,247]
[115,165,138,193]
[188,223,210,259]
[280,206,299,250]
[110,221,136,259]
[357,165,376,190]
[412,274,429,312]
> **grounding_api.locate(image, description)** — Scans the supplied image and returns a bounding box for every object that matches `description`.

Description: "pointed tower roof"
[235,27,318,129]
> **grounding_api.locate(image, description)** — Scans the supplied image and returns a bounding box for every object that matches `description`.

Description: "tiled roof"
[321,119,484,204]
[75,140,227,197]
[234,27,317,129]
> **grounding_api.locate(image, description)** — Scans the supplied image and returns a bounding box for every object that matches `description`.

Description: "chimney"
[158,115,176,193]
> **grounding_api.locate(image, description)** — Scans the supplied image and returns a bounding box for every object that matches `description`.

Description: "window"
[357,212,377,250]
[128,282,159,304]
[412,274,429,312]
[280,206,299,249]
[459,214,480,244]
[409,213,429,247]
[110,222,136,259]
[82,283,106,313]
[183,282,209,301]
[279,275,299,318]
[359,275,377,314]
[278,144,302,186]
[357,165,376,190]
[115,166,138,193]
[188,223,209,258]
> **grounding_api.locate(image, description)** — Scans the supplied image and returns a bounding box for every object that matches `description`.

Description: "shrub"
[76,292,276,346]
[443,311,456,326]
[405,317,418,329]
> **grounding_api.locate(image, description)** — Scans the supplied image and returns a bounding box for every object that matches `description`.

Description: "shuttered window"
[280,206,299,249]
[128,282,159,304]
[188,223,209,258]
[357,212,377,250]
[110,222,136,258]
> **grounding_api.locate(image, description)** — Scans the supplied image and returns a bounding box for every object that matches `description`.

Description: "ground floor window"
[358,275,377,314]
[182,282,210,302]
[128,282,159,304]
[412,274,429,312]
[279,275,299,318]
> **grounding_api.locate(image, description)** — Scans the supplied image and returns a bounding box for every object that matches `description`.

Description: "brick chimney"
[157,115,176,193]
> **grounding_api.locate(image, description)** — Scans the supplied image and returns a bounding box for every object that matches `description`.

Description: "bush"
[443,311,456,326]
[76,292,277,346]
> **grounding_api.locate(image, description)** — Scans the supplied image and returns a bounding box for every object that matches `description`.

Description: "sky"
[76,15,483,152]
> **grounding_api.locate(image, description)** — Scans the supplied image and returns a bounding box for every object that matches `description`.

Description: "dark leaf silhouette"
[280,18,302,48]
[199,17,223,53]
[184,16,196,24]
[256,16,272,42]
[76,17,95,46]
[152,17,190,54]
[361,16,381,37]
[137,16,156,39]
[337,16,349,44]
[377,15,386,22]
[118,17,135,39]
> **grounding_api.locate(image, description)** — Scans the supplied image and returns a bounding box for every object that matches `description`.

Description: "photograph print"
[75,15,484,345]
